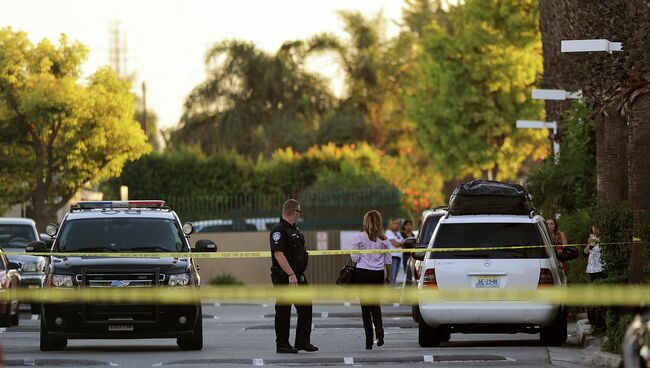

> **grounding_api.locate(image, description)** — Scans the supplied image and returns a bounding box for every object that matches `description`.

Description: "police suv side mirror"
[402,237,417,249]
[40,234,54,247]
[194,239,217,252]
[25,241,48,253]
[557,246,579,262]
[411,245,428,261]
[7,261,21,270]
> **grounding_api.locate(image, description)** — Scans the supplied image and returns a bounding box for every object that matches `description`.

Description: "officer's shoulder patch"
[272,232,281,242]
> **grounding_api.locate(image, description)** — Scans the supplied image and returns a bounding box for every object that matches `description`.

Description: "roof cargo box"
[448,180,535,216]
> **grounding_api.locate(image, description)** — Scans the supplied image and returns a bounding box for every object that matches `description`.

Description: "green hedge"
[593,202,633,284]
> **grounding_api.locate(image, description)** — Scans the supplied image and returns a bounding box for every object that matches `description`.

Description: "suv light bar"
[73,200,166,210]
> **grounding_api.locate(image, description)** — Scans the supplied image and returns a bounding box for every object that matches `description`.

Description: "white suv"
[415,214,578,347]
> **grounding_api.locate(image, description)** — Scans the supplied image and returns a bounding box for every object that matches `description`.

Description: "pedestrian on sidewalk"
[350,210,392,350]
[385,217,403,286]
[584,225,605,281]
[547,218,568,273]
[400,219,415,283]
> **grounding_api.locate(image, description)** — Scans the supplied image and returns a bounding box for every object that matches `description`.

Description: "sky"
[0,0,404,128]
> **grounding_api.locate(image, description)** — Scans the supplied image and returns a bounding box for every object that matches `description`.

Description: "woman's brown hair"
[363,210,387,242]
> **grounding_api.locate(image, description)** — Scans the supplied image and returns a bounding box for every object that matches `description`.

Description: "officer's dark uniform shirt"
[270,218,308,276]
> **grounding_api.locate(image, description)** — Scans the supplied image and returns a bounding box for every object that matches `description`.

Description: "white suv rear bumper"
[419,301,559,328]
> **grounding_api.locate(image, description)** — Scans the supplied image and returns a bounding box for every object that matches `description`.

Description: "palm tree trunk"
[602,100,629,201]
[628,92,650,283]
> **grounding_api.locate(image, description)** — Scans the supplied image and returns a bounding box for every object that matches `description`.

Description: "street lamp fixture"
[516,120,559,162]
[532,89,582,100]
[561,39,623,54]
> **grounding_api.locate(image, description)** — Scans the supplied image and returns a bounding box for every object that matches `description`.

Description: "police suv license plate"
[108,325,134,332]
[475,276,500,288]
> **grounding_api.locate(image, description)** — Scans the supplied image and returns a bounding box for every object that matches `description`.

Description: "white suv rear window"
[429,223,548,259]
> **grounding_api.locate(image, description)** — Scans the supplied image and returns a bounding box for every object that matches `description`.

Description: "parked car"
[0,248,20,327]
[0,218,48,313]
[27,200,217,351]
[402,208,447,322]
[192,218,279,232]
[414,213,579,347]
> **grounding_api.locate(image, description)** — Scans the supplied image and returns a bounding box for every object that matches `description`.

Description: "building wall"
[194,230,351,285]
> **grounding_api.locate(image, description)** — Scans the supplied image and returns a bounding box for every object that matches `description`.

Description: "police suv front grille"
[76,272,165,287]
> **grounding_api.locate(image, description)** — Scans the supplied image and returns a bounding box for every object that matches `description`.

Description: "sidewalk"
[569,316,622,368]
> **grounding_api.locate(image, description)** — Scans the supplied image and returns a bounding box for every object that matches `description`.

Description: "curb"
[592,351,622,368]
[575,319,593,346]
[575,318,623,368]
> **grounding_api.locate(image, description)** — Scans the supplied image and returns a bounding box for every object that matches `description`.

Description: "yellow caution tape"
[1,241,633,258]
[2,285,650,306]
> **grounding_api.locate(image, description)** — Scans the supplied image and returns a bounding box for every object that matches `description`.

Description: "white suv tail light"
[538,268,554,287]
[423,268,437,288]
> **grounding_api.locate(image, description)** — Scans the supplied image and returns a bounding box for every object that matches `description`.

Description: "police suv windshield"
[57,218,186,252]
[0,225,37,248]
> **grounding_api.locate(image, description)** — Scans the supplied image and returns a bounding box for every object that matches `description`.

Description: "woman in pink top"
[351,210,393,350]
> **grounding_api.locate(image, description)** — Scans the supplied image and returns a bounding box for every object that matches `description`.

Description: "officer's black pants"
[354,268,385,344]
[273,274,312,347]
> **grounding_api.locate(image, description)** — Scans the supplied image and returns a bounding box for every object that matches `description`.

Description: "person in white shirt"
[385,217,404,286]
[584,225,605,281]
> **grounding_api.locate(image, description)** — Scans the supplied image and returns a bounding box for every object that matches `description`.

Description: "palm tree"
[172,40,333,157]
[307,11,417,151]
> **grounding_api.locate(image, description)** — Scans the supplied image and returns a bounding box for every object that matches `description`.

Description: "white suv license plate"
[475,276,501,288]
[108,325,134,332]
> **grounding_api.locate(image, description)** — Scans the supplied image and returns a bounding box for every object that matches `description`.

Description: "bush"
[209,274,243,285]
[604,310,634,354]
[593,202,633,284]
[527,100,596,216]
[559,209,592,245]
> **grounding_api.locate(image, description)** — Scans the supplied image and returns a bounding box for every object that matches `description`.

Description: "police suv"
[26,201,216,351]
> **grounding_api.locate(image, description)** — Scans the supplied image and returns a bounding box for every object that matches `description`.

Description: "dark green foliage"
[593,202,633,283]
[209,274,243,285]
[112,148,255,199]
[641,212,650,278]
[559,209,593,245]
[604,311,634,355]
[317,102,371,145]
[104,145,401,227]
[559,209,592,284]
[527,100,596,215]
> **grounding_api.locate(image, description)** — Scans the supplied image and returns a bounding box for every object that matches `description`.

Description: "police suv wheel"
[177,308,203,351]
[0,306,11,327]
[11,308,19,326]
[40,317,67,351]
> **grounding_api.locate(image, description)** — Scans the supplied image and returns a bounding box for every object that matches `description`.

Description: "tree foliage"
[406,0,548,181]
[309,11,418,153]
[0,28,150,228]
[527,100,596,216]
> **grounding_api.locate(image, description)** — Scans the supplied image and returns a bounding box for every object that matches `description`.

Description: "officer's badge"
[272,232,281,242]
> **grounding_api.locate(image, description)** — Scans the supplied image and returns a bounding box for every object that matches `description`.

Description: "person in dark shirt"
[270,199,317,354]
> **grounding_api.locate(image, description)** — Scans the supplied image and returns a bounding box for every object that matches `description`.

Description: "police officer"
[270,199,318,353]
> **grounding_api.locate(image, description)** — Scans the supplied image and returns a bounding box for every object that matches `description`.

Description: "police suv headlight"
[21,262,37,272]
[51,275,73,288]
[168,273,190,287]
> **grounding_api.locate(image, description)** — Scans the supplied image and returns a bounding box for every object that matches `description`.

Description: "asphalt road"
[1,303,591,367]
